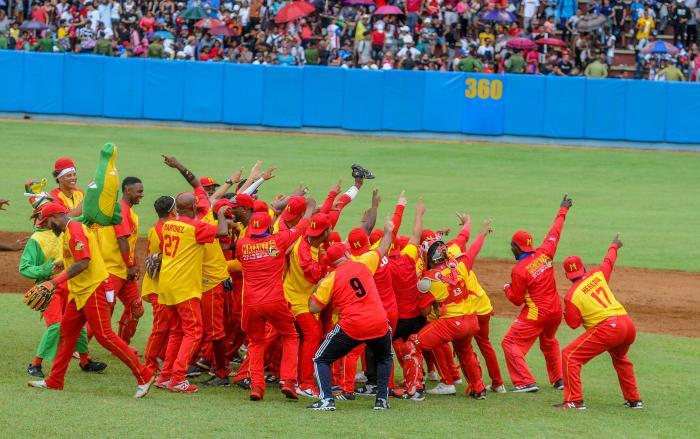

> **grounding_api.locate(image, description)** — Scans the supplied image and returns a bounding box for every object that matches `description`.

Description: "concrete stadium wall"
[1,51,699,144]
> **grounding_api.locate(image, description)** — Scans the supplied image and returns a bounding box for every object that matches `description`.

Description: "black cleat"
[195,358,211,371]
[186,364,205,378]
[351,163,375,180]
[308,398,336,411]
[624,400,644,409]
[80,360,107,373]
[511,383,539,393]
[27,364,45,378]
[265,374,279,384]
[554,401,587,410]
[355,384,377,396]
[553,379,564,390]
[470,390,487,400]
[407,389,426,401]
[203,376,230,387]
[336,392,356,401]
[235,377,251,390]
[373,398,391,410]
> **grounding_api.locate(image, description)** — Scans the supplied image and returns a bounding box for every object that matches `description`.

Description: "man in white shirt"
[97,0,113,31]
[522,0,540,31]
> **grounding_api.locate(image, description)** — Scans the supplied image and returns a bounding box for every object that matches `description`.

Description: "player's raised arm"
[375,216,396,258]
[598,233,622,282]
[210,167,244,205]
[459,219,493,270]
[408,198,425,246]
[539,194,573,258]
[359,189,380,234]
[162,154,200,188]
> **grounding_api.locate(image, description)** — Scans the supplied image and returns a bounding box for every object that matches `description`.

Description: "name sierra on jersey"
[240,240,280,261]
[526,253,553,279]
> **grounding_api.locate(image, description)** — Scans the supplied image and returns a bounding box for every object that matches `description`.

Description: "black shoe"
[511,383,539,393]
[373,398,390,410]
[308,398,336,411]
[80,360,107,373]
[336,392,356,401]
[553,379,564,391]
[351,163,375,180]
[624,400,644,409]
[553,401,587,410]
[470,390,487,400]
[408,389,426,401]
[203,376,230,387]
[356,384,377,396]
[27,364,44,378]
[265,374,279,384]
[230,356,243,366]
[186,364,205,378]
[235,377,251,390]
[195,358,211,371]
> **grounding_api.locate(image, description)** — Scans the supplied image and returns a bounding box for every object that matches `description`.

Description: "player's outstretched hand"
[456,212,470,226]
[262,167,276,180]
[612,232,623,248]
[330,179,342,193]
[384,215,395,235]
[397,190,407,207]
[372,189,381,208]
[560,193,573,209]
[480,219,493,236]
[230,168,244,184]
[415,198,426,216]
[161,155,181,168]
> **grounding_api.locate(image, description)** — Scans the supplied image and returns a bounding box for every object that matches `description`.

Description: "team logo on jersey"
[268,246,279,257]
[74,240,84,251]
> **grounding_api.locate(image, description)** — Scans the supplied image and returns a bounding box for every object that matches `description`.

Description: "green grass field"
[2,120,699,271]
[0,296,698,438]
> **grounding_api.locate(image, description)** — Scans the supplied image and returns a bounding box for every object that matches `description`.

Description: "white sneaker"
[72,352,80,360]
[296,386,318,398]
[426,383,457,395]
[426,371,440,381]
[454,379,463,385]
[134,375,156,398]
[487,384,507,394]
[355,371,368,383]
[28,380,48,389]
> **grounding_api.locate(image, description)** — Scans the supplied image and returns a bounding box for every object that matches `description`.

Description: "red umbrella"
[535,37,568,47]
[275,1,316,24]
[209,25,236,36]
[374,5,403,15]
[506,37,537,50]
[195,18,222,29]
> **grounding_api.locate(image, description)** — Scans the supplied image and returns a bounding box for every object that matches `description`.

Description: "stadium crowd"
[0,0,698,80]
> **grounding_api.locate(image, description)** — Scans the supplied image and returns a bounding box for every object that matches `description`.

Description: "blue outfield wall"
[2,51,699,144]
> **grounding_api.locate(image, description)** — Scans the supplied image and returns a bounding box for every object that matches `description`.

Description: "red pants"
[224,281,246,360]
[241,300,299,392]
[502,315,562,387]
[43,283,68,326]
[160,298,203,384]
[402,315,485,395]
[45,282,151,389]
[432,343,461,385]
[475,313,504,387]
[143,293,169,374]
[562,315,640,403]
[234,324,278,382]
[295,312,322,391]
[108,274,143,346]
[200,283,228,378]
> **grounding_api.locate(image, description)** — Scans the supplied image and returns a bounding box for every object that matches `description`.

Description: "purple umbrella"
[374,5,403,15]
[480,10,517,23]
[506,37,537,50]
[20,20,50,31]
[642,40,680,55]
[344,0,375,5]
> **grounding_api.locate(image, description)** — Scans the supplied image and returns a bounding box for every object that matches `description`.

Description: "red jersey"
[236,218,309,306]
[388,244,421,319]
[505,207,569,321]
[311,251,389,340]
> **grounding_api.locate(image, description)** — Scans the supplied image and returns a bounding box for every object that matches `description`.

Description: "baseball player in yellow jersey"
[94,177,144,347]
[28,202,154,398]
[49,157,84,217]
[557,234,642,410]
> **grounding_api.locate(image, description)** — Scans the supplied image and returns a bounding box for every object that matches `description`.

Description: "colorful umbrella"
[344,0,375,5]
[480,10,517,23]
[19,20,50,31]
[374,5,403,15]
[180,6,209,20]
[195,18,223,29]
[149,30,174,39]
[575,14,608,32]
[642,40,680,55]
[535,37,567,47]
[209,25,236,37]
[506,37,536,50]
[275,1,316,24]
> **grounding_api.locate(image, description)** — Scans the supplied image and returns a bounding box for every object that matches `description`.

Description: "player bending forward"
[556,234,643,410]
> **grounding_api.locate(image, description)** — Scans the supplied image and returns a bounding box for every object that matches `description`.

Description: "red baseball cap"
[390,235,409,255]
[39,201,68,223]
[232,193,255,209]
[248,212,271,235]
[511,230,535,252]
[421,229,436,243]
[563,255,586,280]
[347,227,369,256]
[369,229,383,245]
[213,199,233,217]
[306,213,331,238]
[327,231,342,246]
[200,177,220,188]
[281,196,306,221]
[326,243,349,266]
[54,157,75,173]
[253,200,269,213]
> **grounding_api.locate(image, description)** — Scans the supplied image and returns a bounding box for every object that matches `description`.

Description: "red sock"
[79,352,90,367]
[32,356,43,367]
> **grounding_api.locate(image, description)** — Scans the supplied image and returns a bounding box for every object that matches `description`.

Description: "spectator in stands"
[458,47,482,72]
[506,48,526,73]
[584,51,609,77]
[636,9,655,49]
[656,57,686,79]
[674,0,691,45]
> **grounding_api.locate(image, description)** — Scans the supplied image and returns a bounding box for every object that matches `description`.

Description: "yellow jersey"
[94,199,138,280]
[284,238,325,316]
[62,221,109,310]
[141,220,164,297]
[420,260,480,320]
[200,215,230,290]
[566,271,626,330]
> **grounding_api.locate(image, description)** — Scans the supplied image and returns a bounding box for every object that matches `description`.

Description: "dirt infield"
[1,231,697,338]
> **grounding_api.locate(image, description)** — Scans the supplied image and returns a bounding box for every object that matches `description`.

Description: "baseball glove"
[145,253,162,279]
[24,282,55,312]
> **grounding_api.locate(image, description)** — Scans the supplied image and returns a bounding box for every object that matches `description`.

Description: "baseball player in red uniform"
[556,234,642,410]
[235,199,315,401]
[49,157,84,217]
[502,195,572,393]
[307,218,395,411]
[27,202,154,398]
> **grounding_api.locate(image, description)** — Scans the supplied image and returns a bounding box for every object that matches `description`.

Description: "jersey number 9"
[350,277,366,298]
